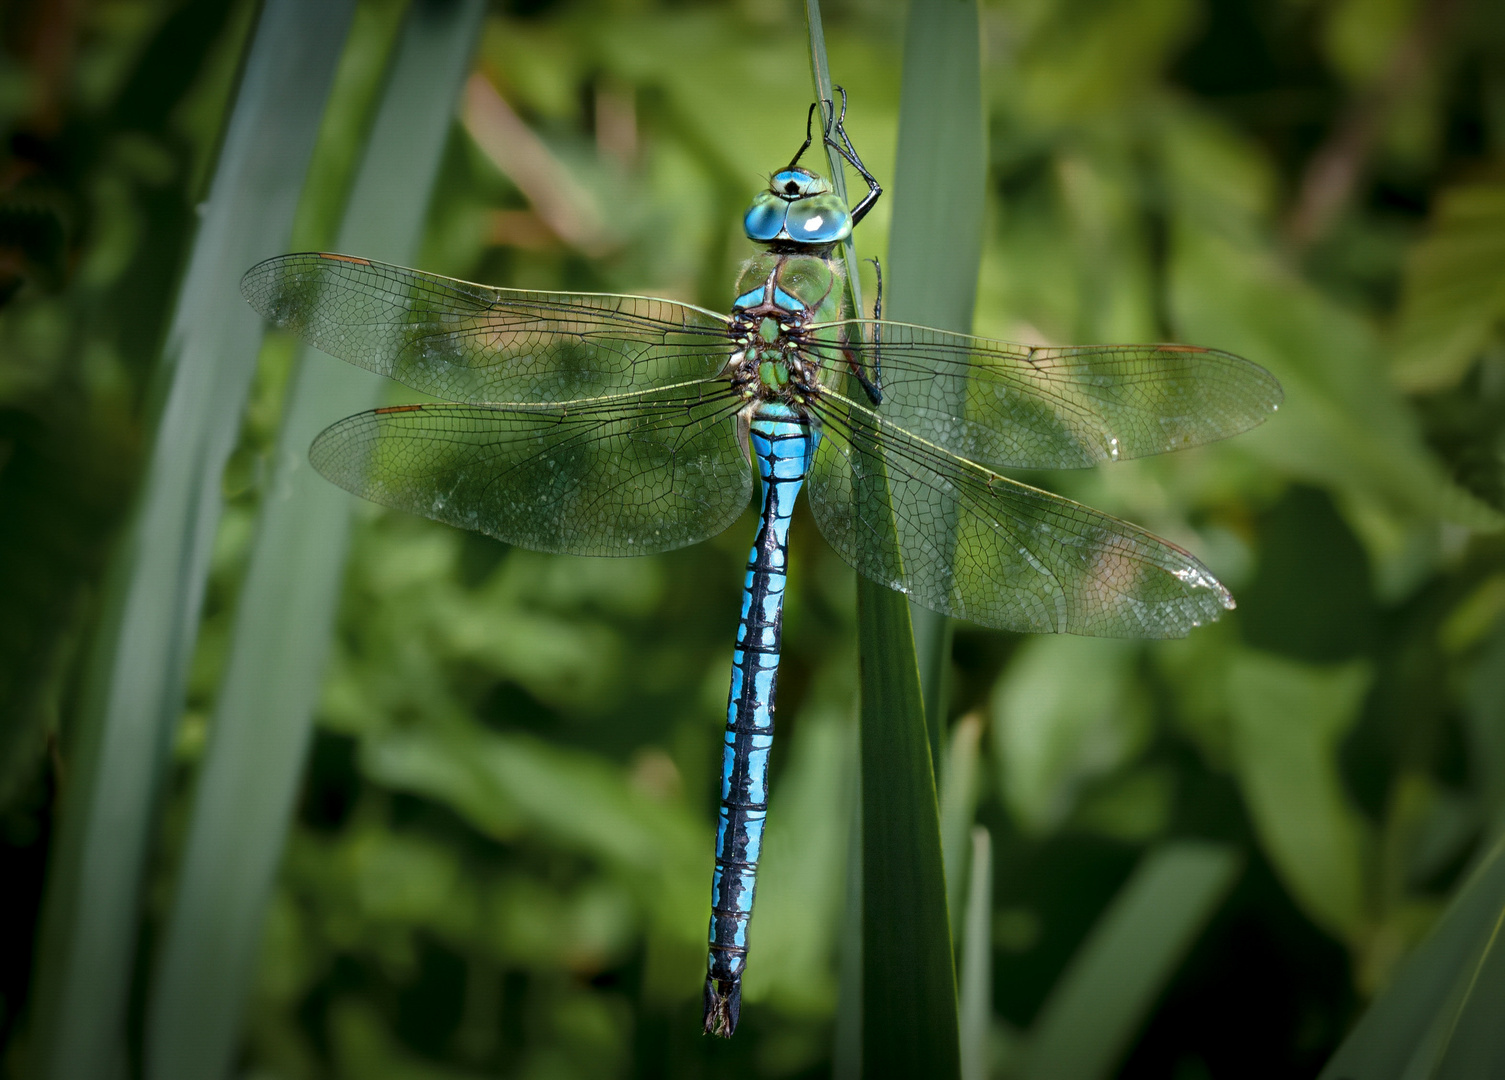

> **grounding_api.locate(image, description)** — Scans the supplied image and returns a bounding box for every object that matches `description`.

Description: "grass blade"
[1434,903,1505,1080]
[941,713,984,929]
[855,579,957,1076]
[1025,842,1242,1080]
[1318,835,1505,1080]
[807,2,979,1074]
[26,5,357,1076]
[143,4,485,1077]
[889,0,987,761]
[959,826,994,1080]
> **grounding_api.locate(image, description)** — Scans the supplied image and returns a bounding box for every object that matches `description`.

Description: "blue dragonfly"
[241,95,1281,1037]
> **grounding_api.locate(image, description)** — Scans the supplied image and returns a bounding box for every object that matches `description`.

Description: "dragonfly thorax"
[727,255,841,409]
[728,311,814,403]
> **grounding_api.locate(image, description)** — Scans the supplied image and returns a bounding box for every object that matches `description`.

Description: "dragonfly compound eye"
[784,194,852,244]
[743,192,787,242]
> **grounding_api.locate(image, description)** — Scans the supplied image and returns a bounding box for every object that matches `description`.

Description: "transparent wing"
[807,391,1233,637]
[310,383,752,556]
[806,321,1282,469]
[242,253,735,403]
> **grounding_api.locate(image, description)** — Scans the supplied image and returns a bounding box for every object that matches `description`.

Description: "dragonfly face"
[743,166,854,245]
[240,89,1282,1041]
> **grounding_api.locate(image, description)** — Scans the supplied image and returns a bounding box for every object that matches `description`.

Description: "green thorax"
[732,251,847,324]
[731,252,849,395]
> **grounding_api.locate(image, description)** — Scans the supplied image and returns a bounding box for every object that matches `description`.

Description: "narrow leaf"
[1319,836,1505,1080]
[941,713,984,927]
[959,826,994,1080]
[886,0,987,754]
[1025,842,1242,1080]
[26,5,357,1077]
[144,4,486,1077]
[806,2,971,1074]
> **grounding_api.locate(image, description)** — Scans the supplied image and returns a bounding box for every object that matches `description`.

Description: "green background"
[3,0,1505,1076]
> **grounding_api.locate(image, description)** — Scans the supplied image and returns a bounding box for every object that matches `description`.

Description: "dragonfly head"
[770,168,828,198]
[744,167,853,246]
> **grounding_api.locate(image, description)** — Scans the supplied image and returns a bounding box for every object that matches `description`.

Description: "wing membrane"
[807,392,1233,637]
[310,383,751,556]
[243,253,735,403]
[807,321,1282,469]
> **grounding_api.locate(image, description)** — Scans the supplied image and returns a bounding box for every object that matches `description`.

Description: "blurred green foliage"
[3,0,1505,1077]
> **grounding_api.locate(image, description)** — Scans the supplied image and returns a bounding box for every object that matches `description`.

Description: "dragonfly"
[241,94,1281,1038]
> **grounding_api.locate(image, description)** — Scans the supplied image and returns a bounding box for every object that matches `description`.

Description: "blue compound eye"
[785,197,850,243]
[743,193,787,241]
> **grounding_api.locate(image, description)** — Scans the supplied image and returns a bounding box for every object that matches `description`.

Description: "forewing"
[807,392,1233,637]
[242,252,734,403]
[310,383,751,556]
[808,321,1282,469]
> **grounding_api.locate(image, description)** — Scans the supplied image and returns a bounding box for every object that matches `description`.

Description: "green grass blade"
[805,9,872,1076]
[25,5,357,1077]
[807,2,978,1074]
[1318,835,1505,1080]
[142,4,485,1077]
[1025,842,1242,1080]
[1434,902,1505,1080]
[959,826,994,1080]
[802,0,863,317]
[940,713,983,929]
[888,0,986,760]
[855,579,958,1076]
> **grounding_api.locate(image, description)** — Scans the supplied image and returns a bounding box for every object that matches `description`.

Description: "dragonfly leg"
[839,257,884,405]
[784,100,826,172]
[824,86,882,227]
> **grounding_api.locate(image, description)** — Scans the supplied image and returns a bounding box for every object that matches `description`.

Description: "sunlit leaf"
[990,636,1149,834]
[1392,183,1505,392]
[1227,649,1374,941]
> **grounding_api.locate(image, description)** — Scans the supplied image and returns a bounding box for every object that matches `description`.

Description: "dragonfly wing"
[808,322,1282,469]
[243,253,735,403]
[311,383,752,556]
[807,393,1233,637]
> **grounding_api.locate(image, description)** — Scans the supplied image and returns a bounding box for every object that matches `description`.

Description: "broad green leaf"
[361,717,709,1000]
[26,6,357,1078]
[991,636,1149,833]
[362,723,703,881]
[1162,117,1503,536]
[1227,649,1374,942]
[1392,183,1505,392]
[1025,842,1242,1080]
[855,581,956,1076]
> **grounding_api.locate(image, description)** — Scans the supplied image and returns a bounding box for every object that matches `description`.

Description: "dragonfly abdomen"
[703,412,817,1038]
